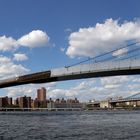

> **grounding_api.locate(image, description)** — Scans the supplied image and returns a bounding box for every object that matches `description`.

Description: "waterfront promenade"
[0,108,82,112]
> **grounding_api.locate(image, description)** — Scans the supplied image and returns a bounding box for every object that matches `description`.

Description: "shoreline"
[0,107,140,112]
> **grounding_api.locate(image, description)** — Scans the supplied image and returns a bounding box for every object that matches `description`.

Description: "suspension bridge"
[0,41,140,88]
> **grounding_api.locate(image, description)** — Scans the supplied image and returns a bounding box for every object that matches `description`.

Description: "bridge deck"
[0,59,139,88]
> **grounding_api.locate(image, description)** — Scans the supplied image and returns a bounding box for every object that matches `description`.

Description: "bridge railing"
[51,59,140,77]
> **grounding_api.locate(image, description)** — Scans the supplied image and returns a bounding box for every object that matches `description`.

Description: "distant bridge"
[0,59,140,88]
[110,92,140,103]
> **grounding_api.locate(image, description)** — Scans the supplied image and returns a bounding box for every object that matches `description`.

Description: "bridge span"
[0,59,140,88]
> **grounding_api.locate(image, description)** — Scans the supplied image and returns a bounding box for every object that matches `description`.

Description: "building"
[19,96,26,108]
[37,87,46,102]
[0,97,8,107]
[37,87,47,108]
[86,101,100,110]
[100,100,111,108]
[26,97,31,108]
[8,98,12,106]
[14,98,19,106]
[47,101,55,109]
[31,99,39,108]
[0,96,14,107]
[19,96,31,108]
[47,98,82,109]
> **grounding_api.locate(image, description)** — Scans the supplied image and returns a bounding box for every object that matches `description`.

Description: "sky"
[0,0,140,101]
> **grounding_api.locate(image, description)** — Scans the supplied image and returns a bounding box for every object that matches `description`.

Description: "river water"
[0,110,140,140]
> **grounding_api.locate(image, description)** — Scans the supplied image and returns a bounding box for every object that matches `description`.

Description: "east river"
[0,110,140,140]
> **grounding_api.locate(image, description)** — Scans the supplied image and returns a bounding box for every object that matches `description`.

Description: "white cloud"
[112,48,128,57]
[4,76,140,101]
[0,30,50,78]
[128,84,140,90]
[101,76,130,87]
[18,30,50,48]
[13,53,28,61]
[0,63,29,79]
[65,28,72,33]
[7,85,36,99]
[60,47,65,52]
[0,55,11,63]
[0,55,29,79]
[0,36,17,51]
[6,83,57,99]
[0,30,50,52]
[132,77,140,83]
[66,18,140,58]
[46,76,140,101]
[104,84,121,89]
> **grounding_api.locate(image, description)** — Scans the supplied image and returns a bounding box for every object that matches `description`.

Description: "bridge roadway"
[0,59,140,88]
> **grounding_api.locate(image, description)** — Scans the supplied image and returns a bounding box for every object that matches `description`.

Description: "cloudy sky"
[0,0,140,101]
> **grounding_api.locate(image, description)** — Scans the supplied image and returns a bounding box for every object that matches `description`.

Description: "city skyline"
[0,87,82,109]
[1,87,140,110]
[0,0,140,101]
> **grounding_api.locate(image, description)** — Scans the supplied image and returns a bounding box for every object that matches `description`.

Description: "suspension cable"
[65,41,140,68]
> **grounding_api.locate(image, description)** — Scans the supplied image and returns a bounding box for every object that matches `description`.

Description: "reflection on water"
[0,110,140,140]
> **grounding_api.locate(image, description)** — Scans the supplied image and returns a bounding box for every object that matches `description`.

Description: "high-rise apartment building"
[31,98,39,108]
[14,98,19,106]
[8,98,12,106]
[0,97,8,107]
[37,87,46,102]
[0,96,13,107]
[19,96,31,108]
